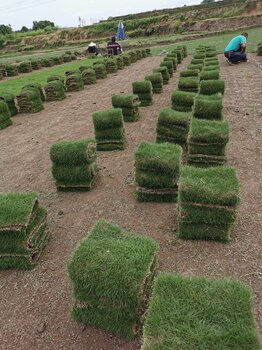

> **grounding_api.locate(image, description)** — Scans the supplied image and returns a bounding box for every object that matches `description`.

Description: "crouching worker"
[107,36,122,55]
[87,42,99,56]
[224,32,248,65]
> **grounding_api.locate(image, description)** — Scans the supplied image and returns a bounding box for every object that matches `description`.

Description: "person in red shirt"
[107,36,122,55]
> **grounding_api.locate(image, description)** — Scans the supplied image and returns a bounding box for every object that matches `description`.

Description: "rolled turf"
[16,87,44,113]
[178,77,199,93]
[92,108,126,151]
[0,93,17,116]
[112,94,140,122]
[81,68,96,85]
[65,73,84,91]
[200,69,220,81]
[153,67,170,84]
[44,80,66,101]
[132,81,153,106]
[68,219,158,339]
[0,100,12,130]
[93,63,107,79]
[145,73,163,94]
[160,60,174,77]
[135,141,182,202]
[193,94,223,120]
[180,69,199,77]
[171,90,197,112]
[200,79,225,95]
[141,273,261,350]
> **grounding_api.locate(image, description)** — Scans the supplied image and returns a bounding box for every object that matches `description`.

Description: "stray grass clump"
[145,73,163,94]
[187,118,229,167]
[142,273,261,350]
[153,66,170,84]
[0,100,12,130]
[156,108,192,146]
[200,79,225,95]
[16,87,44,113]
[0,93,17,116]
[92,108,126,151]
[177,166,240,241]
[171,90,197,112]
[65,73,84,92]
[0,192,49,269]
[160,60,174,76]
[194,94,223,120]
[135,141,182,202]
[112,94,140,122]
[81,68,96,85]
[50,138,98,191]
[68,219,158,339]
[132,81,153,106]
[44,80,66,101]
[178,77,199,93]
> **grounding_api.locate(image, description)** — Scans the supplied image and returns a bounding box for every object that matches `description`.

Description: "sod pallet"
[68,220,158,339]
[178,77,199,93]
[160,60,173,77]
[65,73,84,92]
[177,166,240,241]
[112,94,140,122]
[18,61,32,73]
[187,118,229,167]
[142,273,261,350]
[44,80,66,101]
[171,90,197,112]
[16,87,44,113]
[81,68,96,85]
[0,93,18,116]
[156,108,192,146]
[135,142,182,202]
[92,108,126,151]
[93,63,107,79]
[104,59,118,73]
[193,94,223,120]
[153,66,170,84]
[200,79,225,95]
[132,81,153,106]
[0,192,49,269]
[0,100,12,130]
[50,138,98,191]
[145,73,163,94]
[5,64,18,76]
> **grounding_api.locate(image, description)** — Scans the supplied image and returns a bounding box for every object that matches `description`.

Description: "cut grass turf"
[200,79,225,95]
[142,273,261,350]
[172,90,197,112]
[111,94,140,122]
[0,100,12,130]
[194,94,223,120]
[178,77,199,93]
[68,219,158,339]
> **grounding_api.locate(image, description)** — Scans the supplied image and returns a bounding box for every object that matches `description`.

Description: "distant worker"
[107,36,122,55]
[87,42,99,55]
[224,32,248,65]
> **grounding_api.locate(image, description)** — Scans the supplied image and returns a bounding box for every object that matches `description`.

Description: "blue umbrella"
[117,20,126,40]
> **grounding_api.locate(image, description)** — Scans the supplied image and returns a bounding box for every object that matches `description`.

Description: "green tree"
[20,26,29,32]
[201,0,215,3]
[0,24,12,35]
[32,20,55,30]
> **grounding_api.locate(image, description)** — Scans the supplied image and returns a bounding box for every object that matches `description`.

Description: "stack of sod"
[0,192,49,269]
[104,59,118,73]
[16,87,44,113]
[142,273,261,350]
[53,56,64,65]
[187,118,229,167]
[180,69,199,77]
[62,54,72,62]
[112,94,140,122]
[171,90,197,112]
[78,65,89,73]
[122,54,131,66]
[136,50,142,59]
[177,166,240,241]
[145,48,151,56]
[30,60,42,70]
[81,68,96,85]
[22,83,45,102]
[132,81,153,106]
[47,75,64,83]
[65,70,79,77]
[187,63,203,71]
[193,53,205,60]
[257,42,262,55]
[204,59,219,66]
[193,94,223,120]
[41,58,54,67]
[178,77,199,93]
[191,58,204,65]
[92,108,126,151]
[171,49,183,63]
[0,100,12,130]
[0,67,5,80]
[135,141,182,202]
[68,219,158,339]
[0,93,18,116]
[50,138,98,191]
[153,66,170,84]
[93,63,107,79]
[5,64,18,76]
[128,51,137,63]
[141,49,147,58]
[156,108,192,146]
[200,70,219,81]
[145,73,163,94]
[71,55,77,61]
[165,55,177,70]
[202,66,219,73]
[18,61,32,73]
[160,60,173,77]
[65,73,84,92]
[44,80,66,101]
[116,56,124,69]
[200,79,225,95]
[206,50,217,58]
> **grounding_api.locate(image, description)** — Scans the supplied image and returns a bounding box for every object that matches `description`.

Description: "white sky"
[0,0,201,31]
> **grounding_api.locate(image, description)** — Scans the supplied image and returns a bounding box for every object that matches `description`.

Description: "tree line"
[0,21,56,35]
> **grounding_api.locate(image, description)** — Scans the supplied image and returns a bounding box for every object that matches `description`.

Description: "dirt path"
[0,54,261,349]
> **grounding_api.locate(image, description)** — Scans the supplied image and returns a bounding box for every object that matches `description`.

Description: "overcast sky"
[0,0,202,31]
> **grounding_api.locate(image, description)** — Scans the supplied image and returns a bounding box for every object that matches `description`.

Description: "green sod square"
[193,94,223,120]
[172,90,197,112]
[142,273,261,350]
[68,220,158,339]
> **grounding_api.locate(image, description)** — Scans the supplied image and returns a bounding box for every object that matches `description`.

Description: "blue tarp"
[117,20,126,40]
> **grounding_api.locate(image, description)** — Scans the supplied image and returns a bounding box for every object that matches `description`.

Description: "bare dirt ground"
[0,54,261,350]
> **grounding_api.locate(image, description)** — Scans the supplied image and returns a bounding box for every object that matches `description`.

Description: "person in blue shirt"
[224,32,248,65]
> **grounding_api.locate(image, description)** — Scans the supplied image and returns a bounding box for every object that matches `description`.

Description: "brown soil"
[0,54,261,349]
